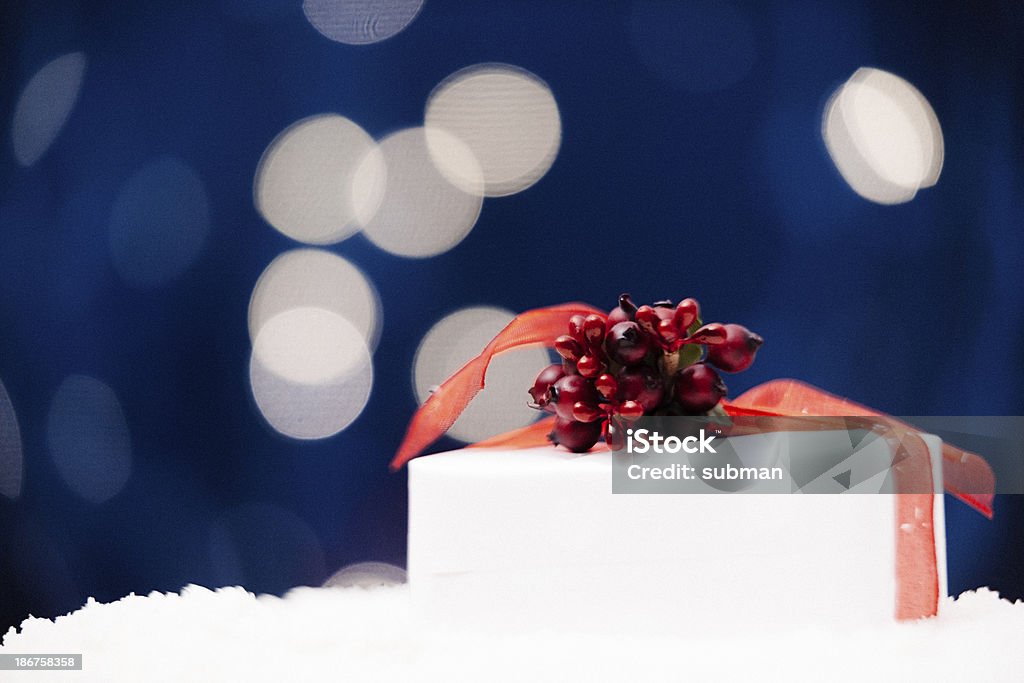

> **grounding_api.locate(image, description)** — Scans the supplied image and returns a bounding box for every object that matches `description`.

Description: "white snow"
[2,585,1022,682]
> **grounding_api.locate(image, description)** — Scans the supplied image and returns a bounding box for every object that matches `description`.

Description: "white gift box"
[407,431,946,633]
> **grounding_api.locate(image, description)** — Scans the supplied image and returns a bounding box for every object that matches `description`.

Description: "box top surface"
[408,445,610,475]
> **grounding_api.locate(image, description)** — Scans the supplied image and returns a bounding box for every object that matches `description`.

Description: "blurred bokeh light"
[413,306,550,443]
[250,307,373,439]
[353,127,483,257]
[0,379,23,500]
[630,0,756,92]
[323,561,406,588]
[109,156,210,288]
[823,68,943,205]
[303,0,424,45]
[11,51,86,167]
[209,502,326,595]
[46,375,132,504]
[248,248,382,351]
[254,114,377,245]
[425,64,561,197]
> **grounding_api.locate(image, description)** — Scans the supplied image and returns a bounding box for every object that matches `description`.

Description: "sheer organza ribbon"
[391,304,996,619]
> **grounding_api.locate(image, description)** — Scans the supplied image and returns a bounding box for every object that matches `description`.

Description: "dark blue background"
[2,0,1022,631]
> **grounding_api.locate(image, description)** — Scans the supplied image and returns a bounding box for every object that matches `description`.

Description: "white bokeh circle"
[323,561,407,588]
[412,306,550,443]
[303,0,424,45]
[248,249,382,351]
[425,64,561,197]
[823,67,943,205]
[255,115,377,245]
[352,127,483,258]
[250,307,373,440]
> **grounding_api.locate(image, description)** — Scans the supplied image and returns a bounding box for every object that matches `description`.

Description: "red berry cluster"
[529,294,763,452]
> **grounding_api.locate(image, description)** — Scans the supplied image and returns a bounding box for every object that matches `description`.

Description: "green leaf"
[677,342,702,367]
[674,316,703,367]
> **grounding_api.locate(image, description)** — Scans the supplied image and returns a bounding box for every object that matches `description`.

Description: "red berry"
[674,362,727,413]
[634,305,660,335]
[594,373,618,399]
[528,363,565,411]
[555,335,583,361]
[685,322,727,345]
[568,315,587,343]
[605,321,651,366]
[549,417,602,452]
[616,400,644,421]
[583,314,607,346]
[674,298,700,331]
[576,354,604,378]
[615,365,664,412]
[707,324,763,373]
[572,402,603,423]
[608,308,628,326]
[657,318,678,343]
[550,375,599,420]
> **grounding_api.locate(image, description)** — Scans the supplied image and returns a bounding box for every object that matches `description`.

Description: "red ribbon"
[723,379,995,519]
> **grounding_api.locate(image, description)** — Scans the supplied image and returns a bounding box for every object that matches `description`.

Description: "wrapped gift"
[407,430,947,634]
[397,297,994,630]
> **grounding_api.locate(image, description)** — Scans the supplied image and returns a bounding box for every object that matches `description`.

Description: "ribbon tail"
[727,379,995,518]
[390,303,605,470]
[468,416,558,450]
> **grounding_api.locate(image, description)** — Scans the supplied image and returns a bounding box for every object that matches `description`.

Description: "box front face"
[408,433,945,633]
